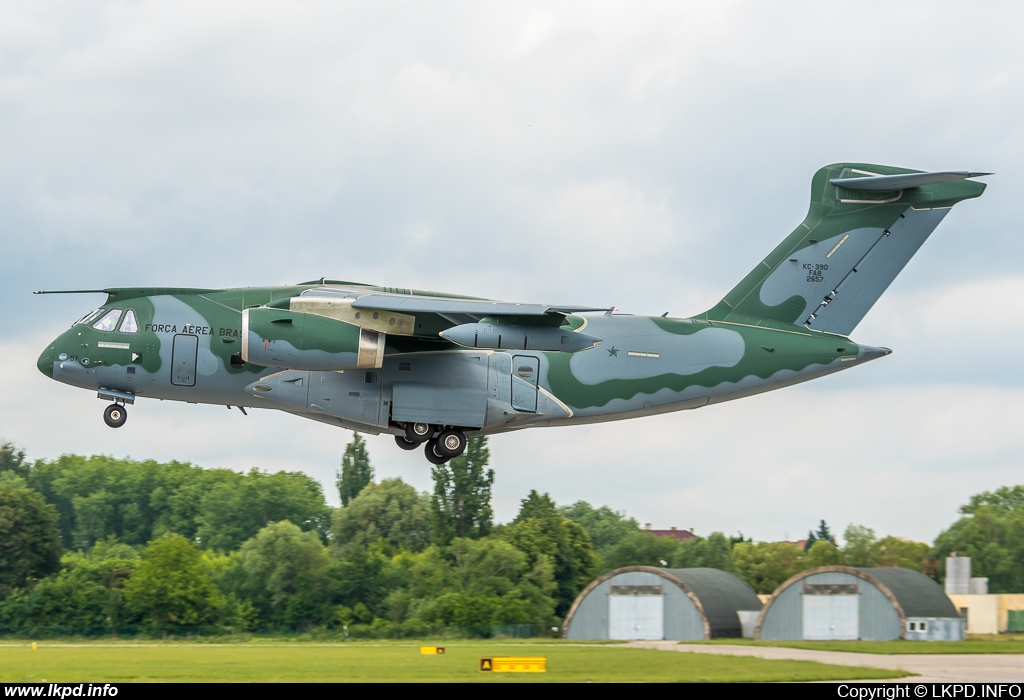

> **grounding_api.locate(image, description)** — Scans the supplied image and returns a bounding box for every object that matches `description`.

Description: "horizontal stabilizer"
[830,171,990,191]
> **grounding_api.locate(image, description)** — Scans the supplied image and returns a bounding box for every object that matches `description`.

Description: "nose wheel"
[103,403,127,428]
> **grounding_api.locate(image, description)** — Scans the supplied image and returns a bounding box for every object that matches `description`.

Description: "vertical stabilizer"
[704,164,987,335]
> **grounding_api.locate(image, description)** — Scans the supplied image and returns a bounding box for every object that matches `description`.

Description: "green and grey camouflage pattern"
[36,164,987,463]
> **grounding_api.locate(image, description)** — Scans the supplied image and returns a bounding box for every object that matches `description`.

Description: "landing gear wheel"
[435,429,467,459]
[424,439,449,465]
[405,422,434,443]
[103,403,127,428]
[395,435,419,451]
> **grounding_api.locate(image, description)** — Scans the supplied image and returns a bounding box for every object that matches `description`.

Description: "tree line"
[0,438,1019,637]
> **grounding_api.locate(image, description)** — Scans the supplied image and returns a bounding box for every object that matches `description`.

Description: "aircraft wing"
[349,292,608,318]
[291,288,607,352]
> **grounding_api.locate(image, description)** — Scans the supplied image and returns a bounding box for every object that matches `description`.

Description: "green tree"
[961,486,1024,517]
[331,478,432,553]
[872,536,934,575]
[841,524,877,567]
[815,520,835,544]
[394,538,557,634]
[499,491,599,617]
[932,506,1021,592]
[671,532,736,572]
[123,534,224,631]
[234,521,333,629]
[601,531,681,571]
[804,538,842,568]
[732,541,805,594]
[337,433,373,506]
[430,437,494,544]
[559,501,641,565]
[0,441,29,486]
[6,538,140,635]
[0,485,63,596]
[23,454,329,550]
[195,468,330,551]
[333,544,390,615]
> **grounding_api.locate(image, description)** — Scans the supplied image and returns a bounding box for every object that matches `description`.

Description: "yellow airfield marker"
[32,642,37,651]
[479,657,546,673]
[420,646,445,655]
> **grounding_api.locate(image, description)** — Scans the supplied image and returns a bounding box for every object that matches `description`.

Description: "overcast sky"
[3,1,1022,544]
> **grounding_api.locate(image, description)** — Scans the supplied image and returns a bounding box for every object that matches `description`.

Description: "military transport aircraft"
[36,163,987,464]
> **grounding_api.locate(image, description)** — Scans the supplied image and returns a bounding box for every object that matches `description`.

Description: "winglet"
[829,171,991,191]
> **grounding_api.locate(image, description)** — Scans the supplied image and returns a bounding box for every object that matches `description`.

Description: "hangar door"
[609,584,664,640]
[802,583,859,640]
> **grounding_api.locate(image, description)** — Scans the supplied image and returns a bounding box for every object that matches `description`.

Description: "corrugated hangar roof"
[854,567,959,618]
[662,568,763,637]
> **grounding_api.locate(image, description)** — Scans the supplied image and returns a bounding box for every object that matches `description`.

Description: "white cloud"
[3,0,1024,545]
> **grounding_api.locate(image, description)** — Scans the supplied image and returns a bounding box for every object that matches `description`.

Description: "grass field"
[686,635,1024,655]
[0,641,910,682]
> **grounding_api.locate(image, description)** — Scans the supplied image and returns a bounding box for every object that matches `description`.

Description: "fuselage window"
[119,309,139,334]
[75,309,103,327]
[92,309,123,332]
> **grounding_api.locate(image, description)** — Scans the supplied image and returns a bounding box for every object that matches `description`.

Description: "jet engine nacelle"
[440,323,601,353]
[241,308,384,370]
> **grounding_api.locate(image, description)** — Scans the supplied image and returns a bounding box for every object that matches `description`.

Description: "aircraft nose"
[37,344,55,378]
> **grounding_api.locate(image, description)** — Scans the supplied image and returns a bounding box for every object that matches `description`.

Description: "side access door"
[510,355,540,412]
[170,334,198,387]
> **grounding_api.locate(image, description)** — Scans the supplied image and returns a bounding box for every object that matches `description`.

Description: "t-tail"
[703,163,988,336]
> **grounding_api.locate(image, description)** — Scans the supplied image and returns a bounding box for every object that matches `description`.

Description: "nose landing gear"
[103,403,127,428]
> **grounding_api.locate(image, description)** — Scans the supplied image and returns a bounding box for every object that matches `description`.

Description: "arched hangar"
[563,566,763,640]
[756,566,964,641]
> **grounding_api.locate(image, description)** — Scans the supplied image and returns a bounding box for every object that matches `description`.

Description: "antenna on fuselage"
[34,289,109,295]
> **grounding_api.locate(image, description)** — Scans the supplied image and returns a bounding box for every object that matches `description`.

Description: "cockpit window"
[92,309,123,332]
[118,309,139,334]
[75,309,103,327]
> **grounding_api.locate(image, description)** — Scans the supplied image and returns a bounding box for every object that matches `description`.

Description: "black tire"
[395,435,419,451]
[103,403,127,428]
[405,422,434,443]
[435,429,467,459]
[424,439,449,465]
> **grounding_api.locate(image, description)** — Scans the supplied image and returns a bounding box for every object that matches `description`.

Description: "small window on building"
[119,309,139,334]
[92,309,123,332]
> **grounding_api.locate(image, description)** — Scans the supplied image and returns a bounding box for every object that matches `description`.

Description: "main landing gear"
[103,403,127,428]
[393,423,468,464]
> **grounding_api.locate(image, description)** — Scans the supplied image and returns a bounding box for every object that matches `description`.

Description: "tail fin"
[704,163,987,335]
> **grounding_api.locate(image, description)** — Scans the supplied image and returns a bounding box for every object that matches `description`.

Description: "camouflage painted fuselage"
[36,284,881,435]
[36,163,986,439]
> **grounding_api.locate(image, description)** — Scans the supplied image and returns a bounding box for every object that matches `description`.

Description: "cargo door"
[802,583,859,640]
[510,355,539,412]
[170,334,198,387]
[609,585,664,640]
